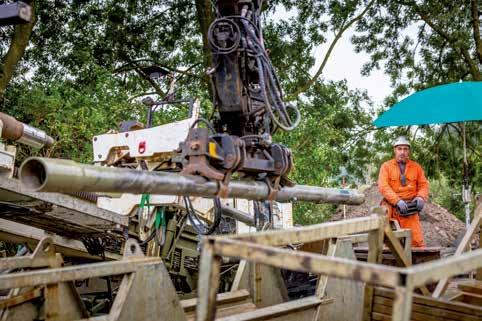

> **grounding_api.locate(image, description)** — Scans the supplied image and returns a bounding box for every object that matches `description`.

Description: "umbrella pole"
[462,122,471,227]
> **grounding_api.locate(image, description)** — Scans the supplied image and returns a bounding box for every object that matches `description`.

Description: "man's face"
[394,145,410,163]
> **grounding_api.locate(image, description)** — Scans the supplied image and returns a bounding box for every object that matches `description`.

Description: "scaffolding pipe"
[19,157,365,205]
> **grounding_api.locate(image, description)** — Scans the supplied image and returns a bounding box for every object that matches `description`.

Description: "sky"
[270,6,394,107]
[313,29,393,106]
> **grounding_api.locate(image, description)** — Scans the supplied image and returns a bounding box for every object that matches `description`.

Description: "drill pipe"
[220,205,255,227]
[19,157,365,205]
[0,113,54,148]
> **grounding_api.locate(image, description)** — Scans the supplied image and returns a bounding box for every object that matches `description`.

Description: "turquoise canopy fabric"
[374,82,482,128]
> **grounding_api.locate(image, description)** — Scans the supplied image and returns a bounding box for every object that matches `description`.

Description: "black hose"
[183,196,222,235]
[191,117,216,133]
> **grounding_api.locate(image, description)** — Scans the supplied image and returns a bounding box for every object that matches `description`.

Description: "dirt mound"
[332,184,467,247]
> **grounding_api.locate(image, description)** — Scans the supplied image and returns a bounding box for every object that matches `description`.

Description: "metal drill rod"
[0,113,54,148]
[19,157,365,205]
[220,205,255,226]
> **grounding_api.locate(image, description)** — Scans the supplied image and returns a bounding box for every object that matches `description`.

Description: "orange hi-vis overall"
[378,159,429,247]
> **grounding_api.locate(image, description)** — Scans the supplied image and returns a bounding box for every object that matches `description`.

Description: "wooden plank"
[181,289,251,312]
[409,249,482,288]
[0,258,160,290]
[458,280,482,295]
[345,229,410,244]
[403,231,412,266]
[373,304,460,321]
[231,260,247,291]
[391,286,413,321]
[216,296,331,321]
[384,225,411,267]
[107,272,135,321]
[363,286,376,321]
[433,205,482,297]
[249,263,288,308]
[196,239,222,321]
[213,302,257,320]
[226,215,381,246]
[0,287,43,309]
[373,296,480,321]
[449,292,482,306]
[383,226,430,296]
[372,311,392,321]
[375,288,482,317]
[315,238,336,298]
[185,302,257,321]
[320,239,364,321]
[363,211,385,321]
[212,238,404,288]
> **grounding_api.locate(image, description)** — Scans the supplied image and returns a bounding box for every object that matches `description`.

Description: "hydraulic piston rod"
[19,157,365,205]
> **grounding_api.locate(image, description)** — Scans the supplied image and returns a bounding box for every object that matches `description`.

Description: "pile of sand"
[331,185,469,247]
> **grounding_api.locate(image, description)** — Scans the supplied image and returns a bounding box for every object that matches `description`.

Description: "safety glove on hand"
[414,196,425,211]
[396,200,408,214]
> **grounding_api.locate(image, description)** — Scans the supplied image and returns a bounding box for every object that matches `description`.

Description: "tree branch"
[128,91,158,102]
[0,0,36,99]
[286,0,376,101]
[470,0,482,64]
[408,1,481,80]
[114,61,201,78]
[448,123,482,158]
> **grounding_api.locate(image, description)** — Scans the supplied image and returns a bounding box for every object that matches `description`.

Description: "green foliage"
[430,175,465,221]
[277,80,374,224]
[3,68,144,163]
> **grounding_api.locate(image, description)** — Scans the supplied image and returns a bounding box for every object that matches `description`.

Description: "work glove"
[396,200,408,215]
[414,196,425,211]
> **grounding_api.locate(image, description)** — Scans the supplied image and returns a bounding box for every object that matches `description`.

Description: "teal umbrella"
[374,82,482,128]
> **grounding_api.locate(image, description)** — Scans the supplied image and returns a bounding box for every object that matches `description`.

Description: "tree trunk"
[0,0,36,100]
[194,0,214,90]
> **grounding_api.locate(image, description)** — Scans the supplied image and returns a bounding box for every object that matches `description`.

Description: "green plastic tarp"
[374,82,482,128]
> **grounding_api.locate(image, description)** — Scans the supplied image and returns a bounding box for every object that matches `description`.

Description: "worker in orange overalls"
[378,136,429,247]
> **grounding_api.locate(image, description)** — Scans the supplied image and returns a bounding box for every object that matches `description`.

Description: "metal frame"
[195,208,482,321]
[0,218,121,260]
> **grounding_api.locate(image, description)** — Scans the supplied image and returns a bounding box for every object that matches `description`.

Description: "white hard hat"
[393,136,410,147]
